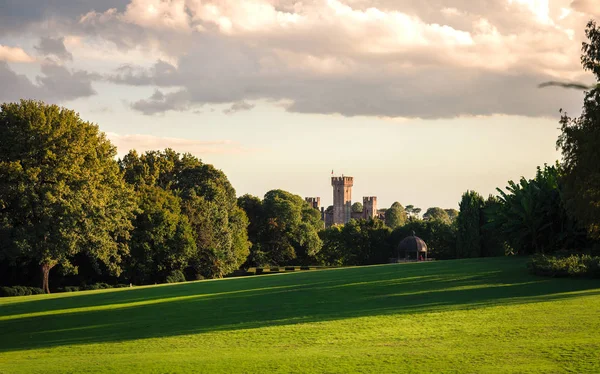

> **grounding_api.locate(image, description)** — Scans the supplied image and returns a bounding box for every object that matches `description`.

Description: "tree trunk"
[41,263,54,294]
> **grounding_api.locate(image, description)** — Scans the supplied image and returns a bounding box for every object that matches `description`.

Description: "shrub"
[255,268,264,275]
[529,253,600,278]
[165,270,186,283]
[285,266,295,271]
[270,267,280,272]
[0,286,45,297]
[114,284,130,288]
[81,283,112,291]
[58,286,81,292]
[300,266,310,270]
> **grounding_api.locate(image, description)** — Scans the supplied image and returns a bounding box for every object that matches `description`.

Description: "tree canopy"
[557,20,600,240]
[0,100,135,292]
[385,202,408,229]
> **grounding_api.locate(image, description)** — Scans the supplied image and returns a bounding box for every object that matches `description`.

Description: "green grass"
[1,257,600,373]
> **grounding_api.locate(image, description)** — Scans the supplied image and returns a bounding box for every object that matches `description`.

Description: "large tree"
[120,150,250,278]
[126,185,196,284]
[456,191,484,258]
[385,202,408,228]
[486,165,583,255]
[0,101,135,293]
[238,190,323,266]
[557,20,600,240]
[423,207,451,224]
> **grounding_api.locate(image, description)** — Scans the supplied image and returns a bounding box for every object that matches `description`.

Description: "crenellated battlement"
[305,197,321,210]
[363,196,377,203]
[331,176,354,186]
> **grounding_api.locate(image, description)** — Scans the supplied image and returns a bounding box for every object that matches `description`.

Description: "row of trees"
[0,101,250,291]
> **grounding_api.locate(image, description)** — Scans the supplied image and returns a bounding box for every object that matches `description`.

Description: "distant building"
[306,175,380,228]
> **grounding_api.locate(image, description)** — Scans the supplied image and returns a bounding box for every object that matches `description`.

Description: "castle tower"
[305,197,321,210]
[363,196,377,220]
[332,176,353,225]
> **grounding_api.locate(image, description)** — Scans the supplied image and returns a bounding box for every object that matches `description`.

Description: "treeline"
[0,101,250,292]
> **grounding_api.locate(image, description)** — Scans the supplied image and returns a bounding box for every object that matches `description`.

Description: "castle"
[305,176,381,227]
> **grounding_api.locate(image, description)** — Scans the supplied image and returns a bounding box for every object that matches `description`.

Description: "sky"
[0,0,598,210]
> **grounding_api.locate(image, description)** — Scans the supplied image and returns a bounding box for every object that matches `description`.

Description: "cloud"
[223,101,255,115]
[2,0,599,119]
[0,60,98,103]
[571,0,600,16]
[105,132,252,155]
[35,37,73,61]
[0,45,35,63]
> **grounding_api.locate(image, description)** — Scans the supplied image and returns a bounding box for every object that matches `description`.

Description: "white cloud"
[0,45,35,63]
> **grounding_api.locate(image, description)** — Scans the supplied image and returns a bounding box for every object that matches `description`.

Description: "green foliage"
[120,150,250,279]
[390,219,457,260]
[456,191,485,258]
[165,270,187,283]
[318,219,391,266]
[481,196,509,257]
[81,283,112,291]
[126,186,196,284]
[385,202,408,229]
[557,20,600,240]
[423,207,451,224]
[445,209,459,223]
[529,253,600,278]
[352,202,363,213]
[0,100,135,293]
[486,165,583,255]
[0,286,44,297]
[238,190,323,266]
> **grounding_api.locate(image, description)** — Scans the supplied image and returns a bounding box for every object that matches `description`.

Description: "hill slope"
[1,257,600,373]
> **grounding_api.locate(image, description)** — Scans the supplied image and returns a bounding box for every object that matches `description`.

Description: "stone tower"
[363,196,377,220]
[305,197,321,210]
[332,176,353,225]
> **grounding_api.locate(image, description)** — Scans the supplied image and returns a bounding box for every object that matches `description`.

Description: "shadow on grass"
[1,257,599,352]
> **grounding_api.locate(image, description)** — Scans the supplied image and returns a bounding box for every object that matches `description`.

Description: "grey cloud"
[0,0,128,36]
[0,61,97,103]
[35,37,73,61]
[122,31,585,119]
[223,101,255,115]
[109,60,179,86]
[130,89,192,115]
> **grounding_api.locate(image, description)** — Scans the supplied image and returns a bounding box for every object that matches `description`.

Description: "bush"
[59,286,80,292]
[114,284,130,288]
[165,270,186,283]
[285,266,295,271]
[529,253,600,278]
[300,266,310,270]
[270,267,280,272]
[255,268,264,275]
[0,286,45,297]
[81,282,112,291]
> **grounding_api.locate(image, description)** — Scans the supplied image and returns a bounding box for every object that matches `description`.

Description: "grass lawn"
[1,257,600,373]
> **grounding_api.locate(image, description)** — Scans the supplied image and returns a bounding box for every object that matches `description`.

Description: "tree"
[257,190,322,265]
[486,165,583,255]
[126,186,196,284]
[445,209,459,223]
[423,207,451,224]
[385,202,408,228]
[120,150,250,278]
[556,20,600,240]
[352,202,363,213]
[456,191,484,258]
[318,219,391,266]
[0,101,135,293]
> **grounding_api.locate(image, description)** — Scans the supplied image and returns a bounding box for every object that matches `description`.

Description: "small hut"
[397,231,428,261]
